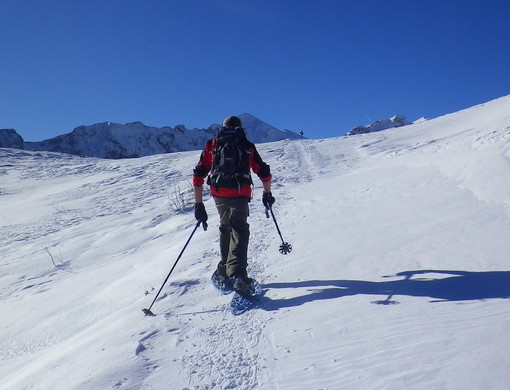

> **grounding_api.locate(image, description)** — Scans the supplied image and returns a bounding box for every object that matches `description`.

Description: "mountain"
[0,129,23,149]
[24,121,216,159]
[21,114,301,158]
[237,113,302,142]
[2,95,510,389]
[347,114,411,135]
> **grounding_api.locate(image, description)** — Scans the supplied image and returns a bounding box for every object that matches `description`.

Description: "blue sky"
[1,0,510,141]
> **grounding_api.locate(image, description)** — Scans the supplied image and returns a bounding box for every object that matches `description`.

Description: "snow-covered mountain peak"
[237,113,301,143]
[347,114,412,136]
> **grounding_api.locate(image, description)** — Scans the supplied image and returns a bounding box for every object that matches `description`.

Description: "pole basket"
[279,242,292,255]
[266,206,292,255]
[142,308,156,317]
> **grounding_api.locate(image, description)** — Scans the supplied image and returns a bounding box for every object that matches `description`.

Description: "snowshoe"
[229,278,263,315]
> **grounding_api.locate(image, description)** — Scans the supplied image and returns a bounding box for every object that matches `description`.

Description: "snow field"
[2,95,510,389]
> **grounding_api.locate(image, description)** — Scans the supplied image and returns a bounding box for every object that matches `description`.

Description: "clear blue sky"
[2,0,510,141]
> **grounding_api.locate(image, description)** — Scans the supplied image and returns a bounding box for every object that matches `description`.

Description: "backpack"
[207,126,253,191]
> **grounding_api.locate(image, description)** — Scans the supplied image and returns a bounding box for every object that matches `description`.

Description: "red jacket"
[192,138,271,198]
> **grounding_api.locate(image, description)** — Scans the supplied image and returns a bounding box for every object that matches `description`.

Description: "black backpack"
[207,126,252,191]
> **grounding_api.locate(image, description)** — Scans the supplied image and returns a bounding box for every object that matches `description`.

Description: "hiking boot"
[231,276,256,298]
[211,270,233,294]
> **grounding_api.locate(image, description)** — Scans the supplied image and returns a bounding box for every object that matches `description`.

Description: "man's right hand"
[194,202,208,224]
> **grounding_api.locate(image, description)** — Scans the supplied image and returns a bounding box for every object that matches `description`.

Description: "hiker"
[192,115,274,297]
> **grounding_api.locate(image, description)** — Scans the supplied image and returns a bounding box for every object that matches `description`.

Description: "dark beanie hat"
[223,116,242,128]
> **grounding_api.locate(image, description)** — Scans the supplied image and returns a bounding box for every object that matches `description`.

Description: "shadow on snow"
[260,270,510,310]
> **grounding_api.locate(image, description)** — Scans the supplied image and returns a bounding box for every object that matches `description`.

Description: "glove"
[262,192,275,208]
[194,202,208,224]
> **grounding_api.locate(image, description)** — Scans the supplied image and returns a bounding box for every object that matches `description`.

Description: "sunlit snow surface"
[2,95,510,389]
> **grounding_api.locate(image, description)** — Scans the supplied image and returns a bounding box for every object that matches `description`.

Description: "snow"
[2,94,510,389]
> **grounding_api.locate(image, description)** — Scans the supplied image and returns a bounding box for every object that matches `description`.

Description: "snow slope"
[2,95,510,389]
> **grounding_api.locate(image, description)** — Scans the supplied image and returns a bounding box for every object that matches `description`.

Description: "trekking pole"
[143,220,207,316]
[265,206,292,255]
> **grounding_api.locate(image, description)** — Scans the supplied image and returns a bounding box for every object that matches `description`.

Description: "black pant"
[214,196,250,278]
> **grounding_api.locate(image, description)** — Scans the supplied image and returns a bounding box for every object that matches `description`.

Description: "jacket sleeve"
[250,145,272,182]
[192,140,214,186]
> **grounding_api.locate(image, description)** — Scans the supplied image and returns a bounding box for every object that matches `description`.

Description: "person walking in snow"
[192,115,274,297]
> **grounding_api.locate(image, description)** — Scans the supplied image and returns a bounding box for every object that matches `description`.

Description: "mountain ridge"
[1,113,301,159]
